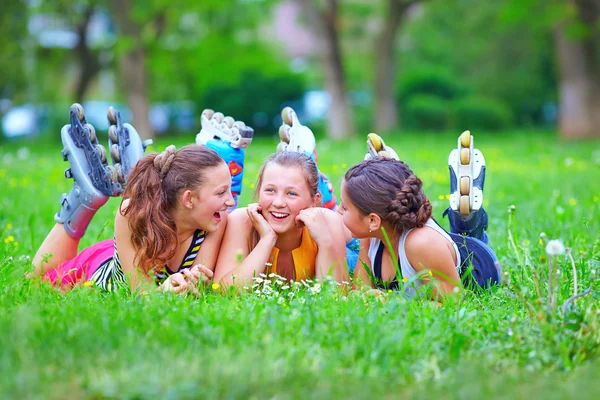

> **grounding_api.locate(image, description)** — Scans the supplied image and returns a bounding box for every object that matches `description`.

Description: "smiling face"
[188,162,235,232]
[338,179,372,239]
[258,163,316,234]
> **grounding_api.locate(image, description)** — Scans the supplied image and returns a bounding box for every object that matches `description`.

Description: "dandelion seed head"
[546,239,565,256]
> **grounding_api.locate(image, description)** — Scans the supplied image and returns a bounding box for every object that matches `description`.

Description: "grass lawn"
[1,129,599,399]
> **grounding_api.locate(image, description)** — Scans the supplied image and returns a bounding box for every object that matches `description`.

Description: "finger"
[198,265,214,278]
[182,269,199,285]
[171,273,187,287]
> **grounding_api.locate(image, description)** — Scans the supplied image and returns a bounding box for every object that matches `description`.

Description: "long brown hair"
[121,144,224,274]
[344,157,431,234]
[249,152,321,249]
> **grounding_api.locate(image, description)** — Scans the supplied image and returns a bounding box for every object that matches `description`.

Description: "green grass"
[1,130,600,399]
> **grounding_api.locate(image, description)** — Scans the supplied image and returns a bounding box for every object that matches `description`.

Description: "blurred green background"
[1,0,599,142]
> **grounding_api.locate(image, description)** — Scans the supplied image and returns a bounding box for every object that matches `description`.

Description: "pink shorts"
[43,239,114,287]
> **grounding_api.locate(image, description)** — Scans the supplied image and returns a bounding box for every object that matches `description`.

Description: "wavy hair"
[121,144,224,274]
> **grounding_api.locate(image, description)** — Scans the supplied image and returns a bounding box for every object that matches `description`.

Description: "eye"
[288,191,298,196]
[265,188,274,193]
[218,190,227,196]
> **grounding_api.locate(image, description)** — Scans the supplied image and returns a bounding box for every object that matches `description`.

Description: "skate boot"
[278,107,337,210]
[195,109,254,212]
[443,130,488,242]
[55,104,122,239]
[364,133,399,160]
[107,106,153,185]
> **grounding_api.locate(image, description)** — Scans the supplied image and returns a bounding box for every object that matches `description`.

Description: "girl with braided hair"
[32,139,235,294]
[338,132,500,297]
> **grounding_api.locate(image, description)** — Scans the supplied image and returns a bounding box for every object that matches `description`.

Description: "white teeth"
[271,212,288,218]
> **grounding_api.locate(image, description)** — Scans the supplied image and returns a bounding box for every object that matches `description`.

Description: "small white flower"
[254,277,263,283]
[546,240,565,256]
[539,232,547,239]
[564,157,573,167]
[556,206,565,215]
[556,269,562,275]
[282,285,290,290]
[259,273,267,278]
[298,297,305,304]
[268,273,276,278]
[277,297,285,304]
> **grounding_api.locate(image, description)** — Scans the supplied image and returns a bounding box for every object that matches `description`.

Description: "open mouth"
[213,211,222,222]
[269,211,290,222]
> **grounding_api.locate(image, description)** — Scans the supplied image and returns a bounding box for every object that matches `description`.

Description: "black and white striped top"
[90,229,206,292]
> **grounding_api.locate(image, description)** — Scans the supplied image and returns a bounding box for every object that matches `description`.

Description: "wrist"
[260,232,277,246]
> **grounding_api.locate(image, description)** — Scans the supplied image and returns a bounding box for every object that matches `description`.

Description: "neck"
[372,224,401,254]
[172,207,196,241]
[275,226,304,252]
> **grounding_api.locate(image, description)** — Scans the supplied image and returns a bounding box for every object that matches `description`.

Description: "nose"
[225,190,236,207]
[272,193,286,208]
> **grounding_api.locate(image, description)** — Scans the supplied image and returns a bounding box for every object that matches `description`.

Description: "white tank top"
[367,218,461,295]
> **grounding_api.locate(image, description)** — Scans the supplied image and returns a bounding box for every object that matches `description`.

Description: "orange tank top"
[266,227,318,280]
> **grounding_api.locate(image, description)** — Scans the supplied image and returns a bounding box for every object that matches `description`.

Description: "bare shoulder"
[228,207,251,226]
[114,199,130,235]
[405,226,454,271]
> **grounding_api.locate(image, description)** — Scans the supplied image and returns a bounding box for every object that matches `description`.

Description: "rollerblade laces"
[195,109,254,211]
[277,107,336,210]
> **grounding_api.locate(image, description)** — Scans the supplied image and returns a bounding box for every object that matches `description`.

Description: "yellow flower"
[388,289,392,293]
[249,183,256,189]
[83,281,93,287]
[569,198,577,206]
[402,277,408,283]
[438,195,445,200]
[341,163,347,169]
[445,194,451,200]
[428,271,433,277]
[6,223,12,230]
[4,235,15,244]
[212,283,220,290]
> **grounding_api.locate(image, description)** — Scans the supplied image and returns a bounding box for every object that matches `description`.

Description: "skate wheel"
[110,144,121,163]
[85,124,96,143]
[108,125,118,144]
[107,107,118,125]
[114,163,125,183]
[279,124,291,143]
[276,142,288,153]
[72,103,85,121]
[281,107,294,126]
[202,109,214,120]
[213,112,224,124]
[460,130,471,148]
[459,195,470,216]
[233,121,246,129]
[96,144,107,164]
[460,176,470,195]
[460,148,470,165]
[367,133,383,152]
[223,116,234,129]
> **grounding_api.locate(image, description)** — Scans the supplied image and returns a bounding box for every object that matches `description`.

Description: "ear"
[311,192,323,207]
[180,189,195,209]
[367,213,382,232]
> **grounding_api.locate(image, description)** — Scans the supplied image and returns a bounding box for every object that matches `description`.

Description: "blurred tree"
[293,0,356,139]
[503,0,600,138]
[0,0,28,103]
[108,0,155,139]
[373,0,422,133]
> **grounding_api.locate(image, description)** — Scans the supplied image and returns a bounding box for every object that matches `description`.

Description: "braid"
[344,156,432,234]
